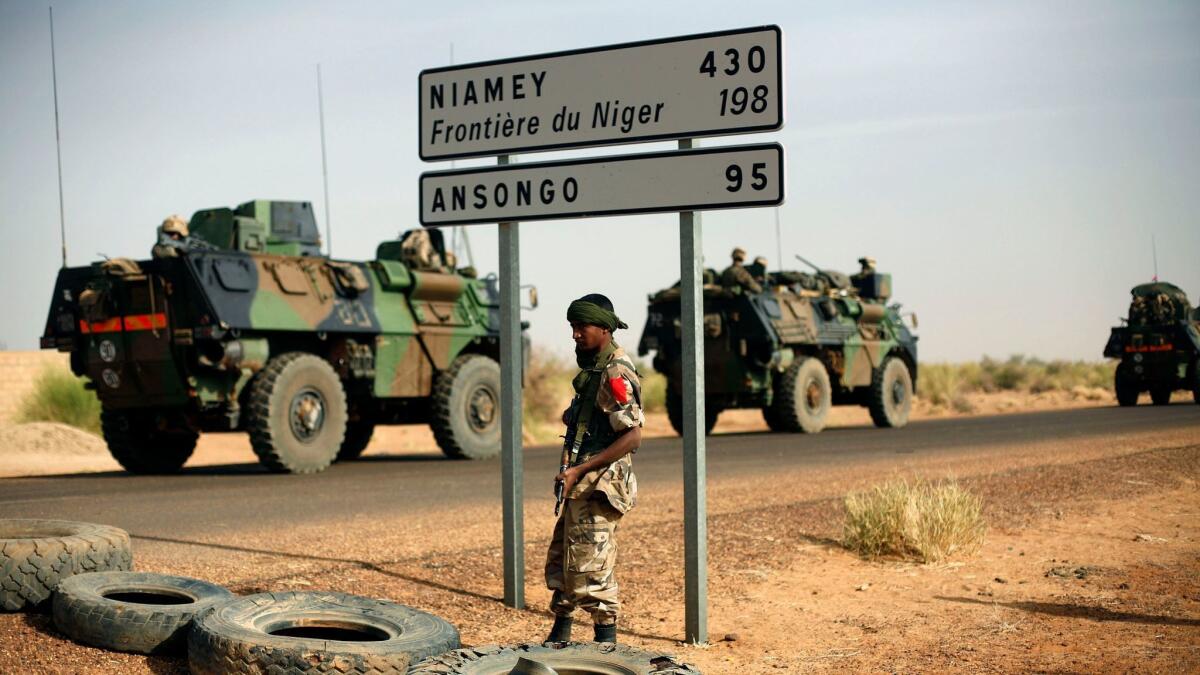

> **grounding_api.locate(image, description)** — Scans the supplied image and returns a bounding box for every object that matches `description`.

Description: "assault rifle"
[554,409,588,517]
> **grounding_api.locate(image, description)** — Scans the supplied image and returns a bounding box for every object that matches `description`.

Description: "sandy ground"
[1,417,1198,673]
[0,387,1153,479]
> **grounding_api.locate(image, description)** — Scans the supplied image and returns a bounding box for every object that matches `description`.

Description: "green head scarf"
[566,299,628,332]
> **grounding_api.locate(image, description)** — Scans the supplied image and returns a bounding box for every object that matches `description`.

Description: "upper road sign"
[419,26,783,161]
[420,143,784,226]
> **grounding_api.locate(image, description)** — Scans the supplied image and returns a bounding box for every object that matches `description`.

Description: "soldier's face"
[571,322,609,352]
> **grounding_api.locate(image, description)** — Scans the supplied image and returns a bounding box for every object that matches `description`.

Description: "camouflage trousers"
[544,494,623,625]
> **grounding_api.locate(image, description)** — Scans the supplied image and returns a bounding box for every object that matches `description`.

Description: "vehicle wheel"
[52,571,232,654]
[1149,385,1173,406]
[665,390,718,435]
[188,591,459,675]
[431,355,502,459]
[100,408,197,474]
[408,642,700,674]
[762,405,788,432]
[0,519,131,611]
[336,419,376,462]
[868,356,914,429]
[770,357,831,433]
[246,353,347,474]
[1114,363,1139,407]
[1192,359,1200,405]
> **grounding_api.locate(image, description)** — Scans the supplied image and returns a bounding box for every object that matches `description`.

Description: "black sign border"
[419,142,785,226]
[418,25,784,161]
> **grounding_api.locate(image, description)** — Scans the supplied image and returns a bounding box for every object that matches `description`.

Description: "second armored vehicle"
[639,256,918,434]
[41,200,526,474]
[1104,281,1200,406]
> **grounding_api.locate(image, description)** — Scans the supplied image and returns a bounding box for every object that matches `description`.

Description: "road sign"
[419,26,782,160]
[420,143,783,226]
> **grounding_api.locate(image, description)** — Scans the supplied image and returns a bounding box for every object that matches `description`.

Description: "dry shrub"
[16,367,101,434]
[522,349,576,443]
[843,478,986,563]
[919,356,1115,402]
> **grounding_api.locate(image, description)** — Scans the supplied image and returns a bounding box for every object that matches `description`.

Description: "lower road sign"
[419,143,784,226]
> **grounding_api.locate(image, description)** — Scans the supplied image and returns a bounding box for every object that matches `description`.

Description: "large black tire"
[408,642,701,674]
[1115,363,1140,407]
[52,571,232,654]
[770,357,831,434]
[100,408,197,474]
[1192,359,1200,405]
[1149,385,1173,406]
[246,353,348,474]
[1,520,132,611]
[188,591,459,675]
[665,391,719,436]
[762,404,788,432]
[868,356,914,429]
[336,419,376,462]
[431,354,501,459]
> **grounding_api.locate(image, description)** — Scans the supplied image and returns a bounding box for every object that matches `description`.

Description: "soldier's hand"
[555,466,582,497]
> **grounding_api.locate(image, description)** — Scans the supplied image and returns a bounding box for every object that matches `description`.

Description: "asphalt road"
[1,405,1196,538]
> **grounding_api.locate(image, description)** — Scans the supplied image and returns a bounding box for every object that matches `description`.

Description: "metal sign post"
[497,154,525,610]
[678,139,708,644]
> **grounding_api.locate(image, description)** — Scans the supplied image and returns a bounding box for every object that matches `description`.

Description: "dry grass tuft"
[843,477,986,563]
[918,356,1115,411]
[16,367,101,434]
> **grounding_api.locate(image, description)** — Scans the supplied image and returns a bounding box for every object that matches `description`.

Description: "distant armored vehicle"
[638,255,918,434]
[1104,281,1200,406]
[41,200,526,474]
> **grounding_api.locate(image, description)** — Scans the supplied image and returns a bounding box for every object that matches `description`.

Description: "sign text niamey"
[419,143,784,226]
[419,26,783,161]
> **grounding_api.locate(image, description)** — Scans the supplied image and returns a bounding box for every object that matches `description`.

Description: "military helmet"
[753,256,769,268]
[731,247,747,262]
[161,214,189,237]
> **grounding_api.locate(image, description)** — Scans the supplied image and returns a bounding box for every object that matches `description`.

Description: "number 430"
[726,163,769,192]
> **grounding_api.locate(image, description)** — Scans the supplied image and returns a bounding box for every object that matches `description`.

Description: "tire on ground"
[431,354,502,459]
[666,390,719,436]
[0,519,132,611]
[52,571,232,654]
[247,353,348,474]
[336,419,376,462]
[1192,358,1200,405]
[1114,362,1139,407]
[188,591,459,675]
[407,642,701,674]
[762,404,787,432]
[1149,385,1173,406]
[868,355,914,429]
[769,356,831,434]
[100,408,197,474]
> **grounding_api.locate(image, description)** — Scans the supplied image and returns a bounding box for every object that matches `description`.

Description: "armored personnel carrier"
[40,200,524,474]
[1103,281,1200,406]
[638,256,918,434]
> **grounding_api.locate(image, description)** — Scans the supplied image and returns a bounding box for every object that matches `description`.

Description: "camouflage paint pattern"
[545,495,623,625]
[638,262,918,411]
[40,200,505,429]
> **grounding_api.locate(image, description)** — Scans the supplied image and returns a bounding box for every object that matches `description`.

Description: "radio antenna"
[1151,234,1158,281]
[317,63,332,257]
[49,7,68,268]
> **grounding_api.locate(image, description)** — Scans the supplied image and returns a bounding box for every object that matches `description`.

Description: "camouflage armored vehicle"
[638,256,918,434]
[40,200,524,474]
[1103,281,1200,406]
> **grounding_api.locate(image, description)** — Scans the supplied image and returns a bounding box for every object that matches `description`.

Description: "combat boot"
[546,615,572,642]
[593,622,617,643]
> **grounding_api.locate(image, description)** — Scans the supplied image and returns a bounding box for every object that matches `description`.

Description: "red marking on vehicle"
[78,317,122,334]
[122,313,167,331]
[1125,344,1173,353]
[608,376,631,404]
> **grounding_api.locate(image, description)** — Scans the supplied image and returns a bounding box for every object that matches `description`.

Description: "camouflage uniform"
[720,262,762,294]
[544,344,642,626]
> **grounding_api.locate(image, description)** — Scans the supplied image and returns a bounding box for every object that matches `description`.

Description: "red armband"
[608,376,631,405]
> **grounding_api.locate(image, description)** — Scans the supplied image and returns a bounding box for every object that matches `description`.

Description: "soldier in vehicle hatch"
[719,247,763,294]
[151,214,213,258]
[545,294,642,644]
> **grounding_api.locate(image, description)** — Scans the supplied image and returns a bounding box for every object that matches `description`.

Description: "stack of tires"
[3,519,702,674]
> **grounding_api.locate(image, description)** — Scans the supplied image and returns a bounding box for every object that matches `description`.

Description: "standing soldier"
[546,293,643,644]
[719,247,763,294]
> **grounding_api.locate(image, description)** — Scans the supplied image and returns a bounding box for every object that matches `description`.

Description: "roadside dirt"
[1,423,1197,673]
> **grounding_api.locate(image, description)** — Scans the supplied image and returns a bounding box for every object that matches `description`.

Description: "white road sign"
[419,26,783,160]
[420,143,783,226]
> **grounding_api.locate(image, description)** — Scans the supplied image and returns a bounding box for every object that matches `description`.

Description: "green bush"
[16,367,101,434]
[843,478,986,563]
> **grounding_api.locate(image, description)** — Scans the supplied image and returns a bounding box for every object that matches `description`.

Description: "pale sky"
[2,0,1197,361]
